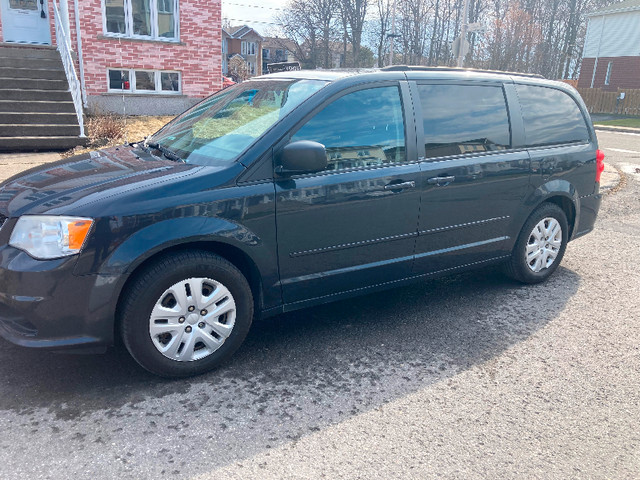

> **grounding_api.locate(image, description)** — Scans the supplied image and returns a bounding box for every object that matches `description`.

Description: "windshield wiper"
[145,141,185,163]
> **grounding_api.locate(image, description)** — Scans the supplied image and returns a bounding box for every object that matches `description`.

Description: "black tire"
[120,250,253,378]
[505,203,569,284]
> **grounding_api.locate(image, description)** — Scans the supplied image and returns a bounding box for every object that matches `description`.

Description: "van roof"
[259,65,571,92]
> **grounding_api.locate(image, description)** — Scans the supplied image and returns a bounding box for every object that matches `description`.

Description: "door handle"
[384,180,416,190]
[427,175,455,186]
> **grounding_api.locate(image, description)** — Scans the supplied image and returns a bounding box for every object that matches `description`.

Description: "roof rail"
[380,65,545,79]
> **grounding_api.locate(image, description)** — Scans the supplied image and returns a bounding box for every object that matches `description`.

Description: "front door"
[1,0,51,44]
[275,83,421,305]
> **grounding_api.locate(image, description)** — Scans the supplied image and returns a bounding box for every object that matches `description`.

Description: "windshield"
[146,79,328,166]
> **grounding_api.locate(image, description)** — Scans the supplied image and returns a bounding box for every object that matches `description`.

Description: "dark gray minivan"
[0,67,604,377]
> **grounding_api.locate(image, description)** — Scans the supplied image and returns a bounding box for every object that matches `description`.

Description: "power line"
[222,17,284,26]
[222,1,284,11]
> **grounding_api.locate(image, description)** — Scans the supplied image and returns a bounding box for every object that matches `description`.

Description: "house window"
[241,41,256,55]
[247,61,255,75]
[109,69,130,90]
[263,48,270,60]
[605,61,613,86]
[108,69,181,93]
[104,0,179,41]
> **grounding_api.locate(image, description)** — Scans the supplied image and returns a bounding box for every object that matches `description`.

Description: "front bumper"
[0,244,123,351]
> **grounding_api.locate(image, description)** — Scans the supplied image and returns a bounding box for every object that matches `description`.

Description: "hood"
[0,145,203,217]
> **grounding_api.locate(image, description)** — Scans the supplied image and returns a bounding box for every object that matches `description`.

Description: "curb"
[595,125,640,134]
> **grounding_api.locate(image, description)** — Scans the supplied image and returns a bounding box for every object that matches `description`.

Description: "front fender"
[97,216,262,275]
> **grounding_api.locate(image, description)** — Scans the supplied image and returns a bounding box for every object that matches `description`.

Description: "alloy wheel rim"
[149,277,236,362]
[526,217,562,273]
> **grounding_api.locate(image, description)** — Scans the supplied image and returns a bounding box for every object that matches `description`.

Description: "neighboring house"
[578,0,640,91]
[0,0,222,149]
[262,37,297,74]
[299,40,346,69]
[221,25,263,80]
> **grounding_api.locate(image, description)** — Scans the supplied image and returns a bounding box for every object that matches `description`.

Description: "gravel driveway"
[0,131,638,479]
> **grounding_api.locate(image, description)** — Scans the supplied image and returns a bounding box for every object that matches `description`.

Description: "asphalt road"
[0,131,639,479]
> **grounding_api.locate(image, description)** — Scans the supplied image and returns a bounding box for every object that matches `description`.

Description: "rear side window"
[516,84,590,147]
[417,84,511,159]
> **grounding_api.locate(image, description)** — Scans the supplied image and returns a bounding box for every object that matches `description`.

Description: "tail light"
[596,149,605,183]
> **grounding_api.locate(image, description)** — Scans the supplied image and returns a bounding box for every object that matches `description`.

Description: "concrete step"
[1,112,78,124]
[0,100,75,113]
[0,89,72,101]
[0,66,66,80]
[0,57,63,70]
[0,44,60,60]
[0,77,68,90]
[0,124,82,137]
[0,135,87,151]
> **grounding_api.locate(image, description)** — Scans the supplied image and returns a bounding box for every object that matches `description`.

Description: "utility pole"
[456,0,470,67]
[389,0,397,66]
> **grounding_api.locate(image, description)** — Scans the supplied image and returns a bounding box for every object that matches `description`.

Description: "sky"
[221,0,288,36]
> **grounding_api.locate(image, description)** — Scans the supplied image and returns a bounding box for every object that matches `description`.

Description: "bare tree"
[340,0,369,66]
[364,0,618,78]
[276,0,340,69]
[371,0,392,67]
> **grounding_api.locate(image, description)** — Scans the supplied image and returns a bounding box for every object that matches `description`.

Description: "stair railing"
[52,0,86,138]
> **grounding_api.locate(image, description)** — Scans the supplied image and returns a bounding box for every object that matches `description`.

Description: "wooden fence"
[576,87,640,116]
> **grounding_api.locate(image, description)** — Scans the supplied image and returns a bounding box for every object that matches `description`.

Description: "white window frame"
[241,41,256,55]
[604,61,613,86]
[102,0,180,42]
[107,69,182,94]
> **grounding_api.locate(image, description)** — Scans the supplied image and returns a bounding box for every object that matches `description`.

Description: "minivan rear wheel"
[120,251,253,377]
[505,203,569,284]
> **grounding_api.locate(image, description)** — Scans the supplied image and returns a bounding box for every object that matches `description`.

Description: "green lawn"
[594,118,640,128]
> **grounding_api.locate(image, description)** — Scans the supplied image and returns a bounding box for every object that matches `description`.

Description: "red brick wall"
[579,56,640,91]
[72,0,221,98]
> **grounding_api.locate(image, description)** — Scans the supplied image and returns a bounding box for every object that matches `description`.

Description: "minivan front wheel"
[506,203,569,284]
[120,251,253,377]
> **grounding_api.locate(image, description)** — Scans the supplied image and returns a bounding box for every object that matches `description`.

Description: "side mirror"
[276,140,327,175]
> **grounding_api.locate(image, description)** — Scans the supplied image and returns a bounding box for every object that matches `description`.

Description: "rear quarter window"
[516,84,590,147]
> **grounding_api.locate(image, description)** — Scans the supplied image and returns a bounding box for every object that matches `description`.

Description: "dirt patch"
[62,115,175,158]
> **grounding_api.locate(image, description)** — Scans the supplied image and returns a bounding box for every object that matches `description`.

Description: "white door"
[1,0,52,44]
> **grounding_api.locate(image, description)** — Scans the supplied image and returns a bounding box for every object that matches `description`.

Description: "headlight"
[9,215,94,260]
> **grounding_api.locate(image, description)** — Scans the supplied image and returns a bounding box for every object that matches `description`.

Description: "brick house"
[578,0,640,91]
[0,0,222,150]
[222,25,263,80]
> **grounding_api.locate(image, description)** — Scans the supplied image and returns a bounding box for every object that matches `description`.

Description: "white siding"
[583,11,640,58]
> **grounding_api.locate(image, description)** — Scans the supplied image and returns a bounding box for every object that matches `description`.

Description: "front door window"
[291,86,406,171]
[9,0,37,10]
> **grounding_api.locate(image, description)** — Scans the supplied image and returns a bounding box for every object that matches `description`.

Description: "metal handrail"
[52,0,85,137]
